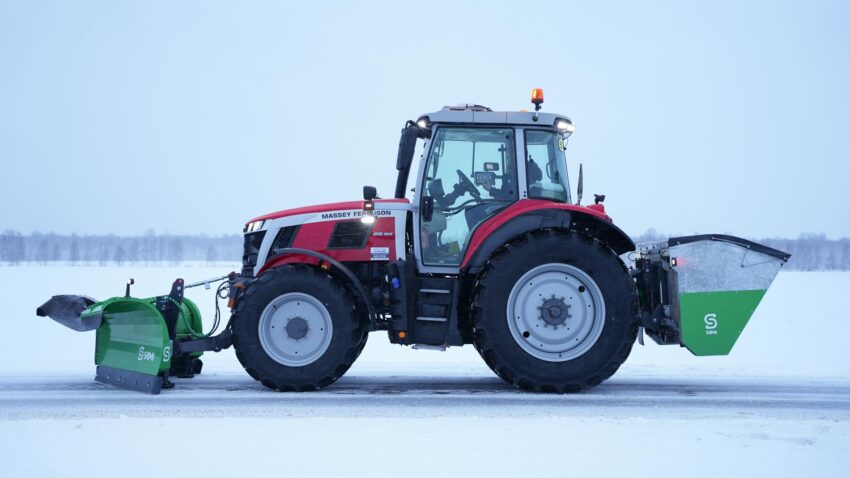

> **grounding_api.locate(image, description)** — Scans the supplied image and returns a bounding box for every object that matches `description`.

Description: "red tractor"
[38,89,789,394]
[228,89,787,393]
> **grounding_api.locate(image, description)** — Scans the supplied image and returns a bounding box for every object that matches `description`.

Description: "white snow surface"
[1,266,848,477]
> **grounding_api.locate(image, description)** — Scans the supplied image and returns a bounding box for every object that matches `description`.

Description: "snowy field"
[0,265,848,477]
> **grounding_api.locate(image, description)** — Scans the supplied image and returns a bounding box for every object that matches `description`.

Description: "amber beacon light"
[531,88,544,110]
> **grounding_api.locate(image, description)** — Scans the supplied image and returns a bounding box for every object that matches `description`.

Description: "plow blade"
[90,298,172,393]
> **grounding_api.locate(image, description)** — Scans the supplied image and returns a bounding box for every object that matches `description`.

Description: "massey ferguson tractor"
[37,89,789,394]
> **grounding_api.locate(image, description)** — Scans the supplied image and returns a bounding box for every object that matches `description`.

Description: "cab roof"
[419,104,571,127]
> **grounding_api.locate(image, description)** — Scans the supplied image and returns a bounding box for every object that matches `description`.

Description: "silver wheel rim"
[506,263,606,362]
[258,292,333,367]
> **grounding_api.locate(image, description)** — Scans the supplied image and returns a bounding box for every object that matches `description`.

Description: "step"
[416,316,448,322]
[419,288,451,294]
[412,344,447,351]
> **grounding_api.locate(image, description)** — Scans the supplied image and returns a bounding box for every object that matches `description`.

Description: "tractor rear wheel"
[232,264,367,391]
[471,230,638,393]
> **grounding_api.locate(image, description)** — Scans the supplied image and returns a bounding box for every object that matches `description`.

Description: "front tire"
[232,265,367,391]
[471,230,638,393]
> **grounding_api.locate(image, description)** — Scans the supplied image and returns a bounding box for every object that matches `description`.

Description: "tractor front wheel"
[232,265,367,391]
[471,230,638,393]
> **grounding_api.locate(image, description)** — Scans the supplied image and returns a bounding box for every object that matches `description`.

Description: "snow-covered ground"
[1,266,848,477]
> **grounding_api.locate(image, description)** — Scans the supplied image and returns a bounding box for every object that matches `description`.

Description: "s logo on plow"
[137,346,156,362]
[704,313,718,335]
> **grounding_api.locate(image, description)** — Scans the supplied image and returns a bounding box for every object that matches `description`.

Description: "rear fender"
[462,208,635,274]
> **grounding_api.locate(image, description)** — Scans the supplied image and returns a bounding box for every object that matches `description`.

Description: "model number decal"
[138,346,156,362]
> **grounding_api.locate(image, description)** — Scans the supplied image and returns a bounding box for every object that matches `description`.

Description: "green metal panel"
[89,298,171,375]
[679,289,767,356]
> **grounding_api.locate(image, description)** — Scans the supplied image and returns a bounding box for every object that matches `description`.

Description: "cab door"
[414,127,519,272]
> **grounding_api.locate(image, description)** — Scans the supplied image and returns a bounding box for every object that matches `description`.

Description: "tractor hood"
[246,199,410,225]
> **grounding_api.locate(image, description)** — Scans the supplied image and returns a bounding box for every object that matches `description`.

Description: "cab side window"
[525,130,570,203]
[420,128,516,266]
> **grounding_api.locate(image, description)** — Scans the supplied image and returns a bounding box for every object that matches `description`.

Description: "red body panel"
[460,199,612,267]
[249,199,410,224]
[259,216,396,273]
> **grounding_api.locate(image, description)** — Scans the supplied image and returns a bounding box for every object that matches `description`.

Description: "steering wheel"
[456,169,481,201]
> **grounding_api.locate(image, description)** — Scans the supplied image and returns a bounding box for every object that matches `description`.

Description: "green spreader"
[634,235,790,355]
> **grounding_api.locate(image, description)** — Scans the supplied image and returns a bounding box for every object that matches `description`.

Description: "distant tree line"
[633,229,850,271]
[0,230,241,265]
[1,229,848,270]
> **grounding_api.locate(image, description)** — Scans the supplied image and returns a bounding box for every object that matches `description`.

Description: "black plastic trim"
[241,231,266,277]
[668,234,791,262]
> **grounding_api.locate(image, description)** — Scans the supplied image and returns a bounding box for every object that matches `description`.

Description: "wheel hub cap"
[258,293,333,367]
[285,316,309,340]
[506,263,606,362]
[540,297,571,326]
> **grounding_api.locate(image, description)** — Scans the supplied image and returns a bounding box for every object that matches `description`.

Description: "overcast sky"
[1,1,848,238]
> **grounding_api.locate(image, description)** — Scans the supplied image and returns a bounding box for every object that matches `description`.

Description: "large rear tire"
[471,230,638,393]
[232,264,367,391]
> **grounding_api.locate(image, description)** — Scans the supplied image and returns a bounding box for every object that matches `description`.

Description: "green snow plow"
[37,276,234,393]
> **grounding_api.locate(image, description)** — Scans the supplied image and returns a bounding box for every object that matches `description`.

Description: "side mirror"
[422,196,434,222]
[576,163,583,205]
[363,185,377,201]
[396,124,419,171]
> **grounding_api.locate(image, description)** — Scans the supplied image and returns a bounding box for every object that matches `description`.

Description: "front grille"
[328,220,372,249]
[241,231,266,277]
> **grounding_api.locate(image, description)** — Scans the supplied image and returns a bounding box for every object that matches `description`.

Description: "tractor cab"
[395,91,579,273]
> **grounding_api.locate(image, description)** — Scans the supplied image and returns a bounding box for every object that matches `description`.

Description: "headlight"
[556,119,576,133]
[244,220,265,233]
